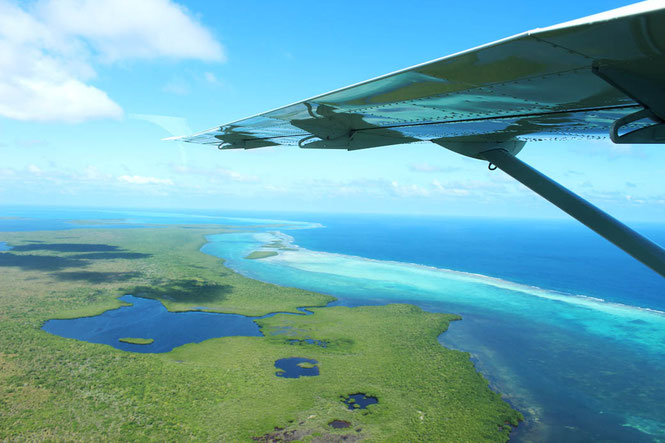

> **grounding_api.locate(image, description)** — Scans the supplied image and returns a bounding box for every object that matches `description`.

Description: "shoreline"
[247,230,665,320]
[208,228,665,441]
[2,212,663,441]
[1,224,522,441]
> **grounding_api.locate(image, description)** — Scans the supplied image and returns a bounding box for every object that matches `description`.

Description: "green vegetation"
[244,250,278,260]
[264,240,285,248]
[261,239,297,251]
[0,225,521,441]
[296,361,317,369]
[118,337,154,345]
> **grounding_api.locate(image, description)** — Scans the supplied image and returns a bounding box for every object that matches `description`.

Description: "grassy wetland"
[0,224,522,441]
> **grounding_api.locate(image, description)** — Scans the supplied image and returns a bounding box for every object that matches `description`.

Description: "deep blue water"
[42,295,262,353]
[281,214,665,312]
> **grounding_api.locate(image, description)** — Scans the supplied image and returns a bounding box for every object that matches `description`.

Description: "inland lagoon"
[42,295,263,353]
[274,357,320,378]
[342,393,378,410]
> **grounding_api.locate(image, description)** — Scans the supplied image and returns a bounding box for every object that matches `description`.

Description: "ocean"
[202,213,665,442]
[3,207,665,442]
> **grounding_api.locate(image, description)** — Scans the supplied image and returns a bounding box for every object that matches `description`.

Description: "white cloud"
[204,72,219,84]
[219,168,258,183]
[431,179,470,196]
[390,181,430,197]
[37,0,224,62]
[0,0,225,123]
[118,175,173,185]
[408,162,459,173]
[27,164,42,174]
[170,164,259,183]
[83,165,112,181]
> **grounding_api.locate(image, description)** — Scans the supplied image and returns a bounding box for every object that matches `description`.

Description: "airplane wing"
[176,1,665,280]
[179,1,665,154]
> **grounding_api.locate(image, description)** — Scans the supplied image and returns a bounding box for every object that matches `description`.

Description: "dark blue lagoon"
[42,295,262,353]
[274,357,319,378]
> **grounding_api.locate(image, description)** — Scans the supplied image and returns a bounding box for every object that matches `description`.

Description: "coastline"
[4,212,664,441]
[205,228,665,441]
[249,231,665,319]
[1,224,522,441]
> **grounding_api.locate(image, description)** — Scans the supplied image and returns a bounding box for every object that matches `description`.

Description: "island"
[118,337,154,345]
[244,250,278,260]
[0,223,522,441]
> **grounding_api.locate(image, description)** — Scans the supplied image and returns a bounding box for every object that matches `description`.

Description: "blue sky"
[0,0,663,221]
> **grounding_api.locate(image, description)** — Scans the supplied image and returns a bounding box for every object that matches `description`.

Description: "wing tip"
[162,135,186,141]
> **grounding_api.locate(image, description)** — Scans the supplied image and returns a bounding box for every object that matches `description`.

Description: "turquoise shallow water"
[0,206,316,232]
[202,230,665,442]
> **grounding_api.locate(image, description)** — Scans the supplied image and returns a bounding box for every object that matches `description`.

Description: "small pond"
[274,357,319,378]
[42,295,262,353]
[342,393,378,410]
[287,338,326,347]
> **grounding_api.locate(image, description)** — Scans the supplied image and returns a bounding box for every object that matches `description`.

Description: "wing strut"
[479,148,665,278]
